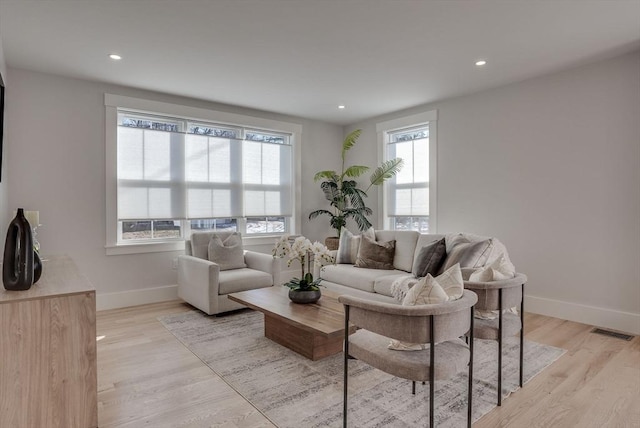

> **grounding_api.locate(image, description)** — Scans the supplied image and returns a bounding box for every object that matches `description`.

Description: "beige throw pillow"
[468,255,516,282]
[355,236,396,270]
[336,227,375,264]
[388,264,464,351]
[207,233,246,271]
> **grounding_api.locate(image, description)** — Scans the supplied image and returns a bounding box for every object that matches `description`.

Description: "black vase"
[3,208,35,290]
[33,250,43,284]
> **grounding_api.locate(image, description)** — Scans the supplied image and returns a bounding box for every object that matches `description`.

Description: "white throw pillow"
[468,255,516,282]
[207,233,246,271]
[336,227,375,264]
[388,264,464,351]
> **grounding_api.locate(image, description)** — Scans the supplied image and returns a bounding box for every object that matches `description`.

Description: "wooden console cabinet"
[0,255,97,428]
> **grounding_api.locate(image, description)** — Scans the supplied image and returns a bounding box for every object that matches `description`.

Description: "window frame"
[105,94,302,255]
[376,110,438,233]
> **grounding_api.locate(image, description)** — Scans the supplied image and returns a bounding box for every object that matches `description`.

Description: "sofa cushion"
[321,264,397,293]
[208,232,246,271]
[336,227,375,264]
[355,236,396,270]
[373,273,416,297]
[411,238,447,278]
[376,230,420,272]
[218,268,272,294]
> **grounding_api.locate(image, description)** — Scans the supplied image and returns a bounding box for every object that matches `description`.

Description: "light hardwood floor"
[97,300,640,427]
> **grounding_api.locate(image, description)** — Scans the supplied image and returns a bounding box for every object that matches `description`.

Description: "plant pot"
[324,237,340,251]
[288,289,321,304]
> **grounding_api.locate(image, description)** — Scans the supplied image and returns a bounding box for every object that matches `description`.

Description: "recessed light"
[475,60,487,66]
[109,54,122,60]
[338,105,346,109]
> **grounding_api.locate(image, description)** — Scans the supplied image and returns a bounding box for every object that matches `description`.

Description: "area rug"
[159,310,564,427]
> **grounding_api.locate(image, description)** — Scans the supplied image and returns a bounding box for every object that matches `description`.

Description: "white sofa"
[177,231,280,315]
[318,230,510,303]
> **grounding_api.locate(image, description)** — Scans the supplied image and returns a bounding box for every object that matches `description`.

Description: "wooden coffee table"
[228,286,352,360]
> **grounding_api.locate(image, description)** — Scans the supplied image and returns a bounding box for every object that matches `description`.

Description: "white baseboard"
[97,284,178,311]
[525,294,640,335]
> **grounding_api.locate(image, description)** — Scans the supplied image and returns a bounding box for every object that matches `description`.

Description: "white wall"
[0,30,8,229]
[348,51,640,334]
[5,68,341,309]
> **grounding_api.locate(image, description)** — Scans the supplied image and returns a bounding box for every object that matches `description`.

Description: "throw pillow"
[388,264,464,351]
[355,236,396,270]
[207,232,246,271]
[468,255,516,282]
[403,263,464,305]
[441,237,493,272]
[411,238,447,278]
[336,227,375,264]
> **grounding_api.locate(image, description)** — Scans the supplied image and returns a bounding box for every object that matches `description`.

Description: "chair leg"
[429,314,435,428]
[520,283,525,387]
[498,288,503,406]
[412,381,416,395]
[468,306,474,428]
[343,305,350,428]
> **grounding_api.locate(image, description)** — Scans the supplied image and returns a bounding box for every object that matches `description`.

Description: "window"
[105,94,301,254]
[377,111,437,233]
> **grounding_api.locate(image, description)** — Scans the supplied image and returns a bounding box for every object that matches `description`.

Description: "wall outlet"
[171,258,178,270]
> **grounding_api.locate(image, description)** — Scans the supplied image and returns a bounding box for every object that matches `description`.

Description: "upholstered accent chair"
[339,290,478,428]
[177,231,280,315]
[464,273,527,405]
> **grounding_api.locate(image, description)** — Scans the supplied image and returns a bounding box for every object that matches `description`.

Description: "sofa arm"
[244,251,280,286]
[314,249,338,278]
[177,255,221,315]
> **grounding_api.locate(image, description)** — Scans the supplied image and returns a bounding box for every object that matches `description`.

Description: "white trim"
[105,241,185,255]
[97,284,178,311]
[375,110,438,134]
[525,294,640,335]
[429,121,438,232]
[104,93,303,254]
[377,109,438,232]
[105,94,303,135]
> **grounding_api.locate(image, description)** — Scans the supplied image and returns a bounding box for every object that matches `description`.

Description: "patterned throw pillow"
[355,236,396,270]
[388,264,464,351]
[207,232,246,271]
[411,238,447,278]
[468,255,516,282]
[441,236,493,272]
[468,256,518,320]
[336,227,375,264]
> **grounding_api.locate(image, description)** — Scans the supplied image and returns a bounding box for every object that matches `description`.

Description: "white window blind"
[242,134,292,217]
[117,116,186,220]
[385,126,430,229]
[116,111,292,222]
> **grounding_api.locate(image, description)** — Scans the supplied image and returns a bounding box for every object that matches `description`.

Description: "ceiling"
[1,0,639,125]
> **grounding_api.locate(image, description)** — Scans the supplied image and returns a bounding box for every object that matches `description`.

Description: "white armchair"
[177,231,280,315]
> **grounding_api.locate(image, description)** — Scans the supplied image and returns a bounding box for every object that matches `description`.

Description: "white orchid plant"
[272,235,335,291]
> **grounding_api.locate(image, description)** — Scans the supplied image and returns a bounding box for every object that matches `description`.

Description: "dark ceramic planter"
[288,289,321,304]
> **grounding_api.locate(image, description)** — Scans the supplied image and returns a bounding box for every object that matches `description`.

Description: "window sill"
[105,240,185,256]
[105,234,283,255]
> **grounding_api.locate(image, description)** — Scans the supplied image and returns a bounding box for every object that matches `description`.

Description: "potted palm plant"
[309,129,403,249]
